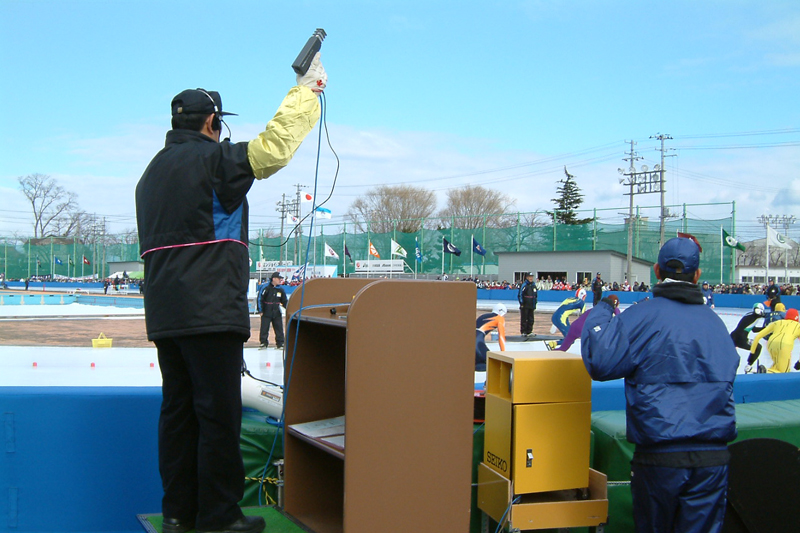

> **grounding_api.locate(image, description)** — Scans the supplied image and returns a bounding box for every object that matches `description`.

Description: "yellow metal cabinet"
[484,351,592,493]
[479,351,608,530]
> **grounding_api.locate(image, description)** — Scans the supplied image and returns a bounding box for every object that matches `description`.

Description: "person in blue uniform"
[554,295,619,351]
[551,288,587,340]
[581,237,738,533]
[701,280,715,308]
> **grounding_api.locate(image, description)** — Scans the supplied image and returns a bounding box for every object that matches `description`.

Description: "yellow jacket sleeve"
[750,321,776,353]
[247,86,321,180]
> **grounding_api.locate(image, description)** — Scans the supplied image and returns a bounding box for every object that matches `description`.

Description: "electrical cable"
[257,91,340,505]
[494,495,521,533]
[240,357,282,389]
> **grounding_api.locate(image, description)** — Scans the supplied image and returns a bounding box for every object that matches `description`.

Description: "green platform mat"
[592,398,800,482]
[137,506,308,533]
[589,399,800,533]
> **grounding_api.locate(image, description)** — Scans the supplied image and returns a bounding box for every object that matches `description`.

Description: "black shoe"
[162,517,195,533]
[276,344,284,349]
[795,360,800,371]
[198,516,265,533]
[758,364,767,374]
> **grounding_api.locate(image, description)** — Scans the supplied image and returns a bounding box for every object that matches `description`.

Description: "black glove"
[795,360,800,371]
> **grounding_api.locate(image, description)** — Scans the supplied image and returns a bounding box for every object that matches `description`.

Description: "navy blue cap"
[658,237,700,273]
[171,88,237,117]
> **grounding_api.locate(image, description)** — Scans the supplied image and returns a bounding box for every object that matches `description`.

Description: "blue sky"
[1,0,799,241]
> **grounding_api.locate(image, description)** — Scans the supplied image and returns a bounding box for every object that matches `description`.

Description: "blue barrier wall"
[2,375,799,531]
[4,281,104,291]
[1,387,162,532]
[0,293,145,308]
[591,372,800,412]
[476,289,800,309]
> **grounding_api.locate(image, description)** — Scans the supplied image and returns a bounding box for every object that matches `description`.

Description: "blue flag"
[472,237,487,256]
[54,257,63,265]
[443,237,461,257]
[415,238,422,263]
[292,264,307,281]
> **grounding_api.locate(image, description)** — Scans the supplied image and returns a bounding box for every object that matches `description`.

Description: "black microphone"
[292,29,326,75]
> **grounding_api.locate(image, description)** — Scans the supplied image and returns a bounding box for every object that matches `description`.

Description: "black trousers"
[154,332,245,530]
[520,307,535,335]
[259,312,285,346]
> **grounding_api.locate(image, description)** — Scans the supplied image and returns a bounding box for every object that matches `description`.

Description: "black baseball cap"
[271,271,283,279]
[171,88,237,117]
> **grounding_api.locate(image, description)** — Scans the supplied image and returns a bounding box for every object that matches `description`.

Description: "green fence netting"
[1,205,737,283]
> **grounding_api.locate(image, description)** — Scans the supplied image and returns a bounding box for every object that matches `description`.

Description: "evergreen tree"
[548,167,594,225]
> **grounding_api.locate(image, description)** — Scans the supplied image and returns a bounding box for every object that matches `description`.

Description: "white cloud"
[4,120,800,245]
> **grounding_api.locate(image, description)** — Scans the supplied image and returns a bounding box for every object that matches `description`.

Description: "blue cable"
[258,94,328,505]
[493,495,521,533]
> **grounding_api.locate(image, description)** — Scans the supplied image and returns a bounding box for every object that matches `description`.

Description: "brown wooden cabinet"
[282,278,476,533]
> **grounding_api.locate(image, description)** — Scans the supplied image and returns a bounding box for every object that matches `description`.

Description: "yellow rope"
[245,476,280,506]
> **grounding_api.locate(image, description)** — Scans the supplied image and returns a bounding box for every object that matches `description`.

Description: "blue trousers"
[631,462,729,533]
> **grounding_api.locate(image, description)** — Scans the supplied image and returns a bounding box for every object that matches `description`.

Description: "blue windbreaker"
[581,281,738,450]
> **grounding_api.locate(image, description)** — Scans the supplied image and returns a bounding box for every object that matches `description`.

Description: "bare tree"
[438,185,516,229]
[18,174,82,238]
[737,239,798,267]
[346,185,438,233]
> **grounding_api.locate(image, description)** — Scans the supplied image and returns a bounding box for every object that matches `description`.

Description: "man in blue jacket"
[581,237,738,533]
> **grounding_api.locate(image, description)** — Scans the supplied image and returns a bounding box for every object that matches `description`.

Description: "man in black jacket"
[259,272,288,349]
[591,272,604,305]
[135,55,326,533]
[517,272,537,335]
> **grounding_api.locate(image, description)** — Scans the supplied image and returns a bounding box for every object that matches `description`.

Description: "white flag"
[767,225,791,249]
[286,214,299,225]
[301,192,314,202]
[315,206,332,219]
[391,239,407,258]
[324,242,339,259]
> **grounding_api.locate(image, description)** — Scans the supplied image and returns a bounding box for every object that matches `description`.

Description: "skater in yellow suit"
[749,308,800,373]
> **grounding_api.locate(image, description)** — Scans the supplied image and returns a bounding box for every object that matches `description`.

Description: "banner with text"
[353,259,405,273]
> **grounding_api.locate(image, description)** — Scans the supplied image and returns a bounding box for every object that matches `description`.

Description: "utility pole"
[275,193,299,264]
[650,133,674,247]
[618,141,642,284]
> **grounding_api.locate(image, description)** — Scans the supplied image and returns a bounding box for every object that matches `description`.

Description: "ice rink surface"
[0,301,790,387]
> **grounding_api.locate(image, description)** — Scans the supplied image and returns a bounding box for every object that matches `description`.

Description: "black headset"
[197,89,221,131]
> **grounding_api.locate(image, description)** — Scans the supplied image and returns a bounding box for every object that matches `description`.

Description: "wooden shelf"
[282,278,476,533]
[287,416,345,460]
